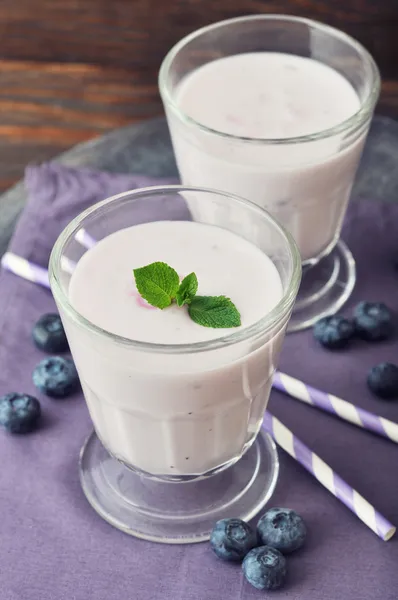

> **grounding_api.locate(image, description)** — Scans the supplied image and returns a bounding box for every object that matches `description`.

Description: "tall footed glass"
[49,186,301,543]
[159,15,380,331]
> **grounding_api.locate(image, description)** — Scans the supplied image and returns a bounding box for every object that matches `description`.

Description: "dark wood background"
[1,0,398,192]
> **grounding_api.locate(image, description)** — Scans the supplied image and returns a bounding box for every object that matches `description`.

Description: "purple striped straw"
[273,371,398,444]
[75,228,96,249]
[1,226,96,290]
[1,253,50,288]
[263,411,395,541]
[1,253,76,290]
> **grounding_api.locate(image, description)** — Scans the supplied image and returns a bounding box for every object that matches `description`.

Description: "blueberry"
[32,313,69,353]
[313,315,355,349]
[33,356,80,398]
[210,518,258,562]
[353,301,393,341]
[242,546,287,591]
[257,507,306,554]
[0,393,41,433]
[367,362,398,399]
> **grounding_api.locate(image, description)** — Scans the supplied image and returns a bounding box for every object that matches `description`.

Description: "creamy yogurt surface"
[176,52,360,139]
[69,220,283,344]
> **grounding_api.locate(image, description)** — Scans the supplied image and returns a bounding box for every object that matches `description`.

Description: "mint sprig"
[133,261,241,329]
[133,262,179,309]
[176,273,198,307]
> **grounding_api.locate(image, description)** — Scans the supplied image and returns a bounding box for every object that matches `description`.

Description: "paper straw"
[60,256,77,275]
[273,371,398,444]
[1,252,50,288]
[2,230,111,289]
[75,229,96,249]
[263,411,395,541]
[1,225,95,288]
[1,253,76,288]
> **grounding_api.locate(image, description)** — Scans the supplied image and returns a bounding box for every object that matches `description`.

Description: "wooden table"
[1,0,397,192]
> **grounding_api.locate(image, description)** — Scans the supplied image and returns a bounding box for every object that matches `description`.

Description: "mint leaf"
[188,296,241,328]
[133,262,179,309]
[133,262,241,328]
[176,273,198,307]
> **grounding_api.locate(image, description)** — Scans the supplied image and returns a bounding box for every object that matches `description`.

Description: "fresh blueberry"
[242,546,287,591]
[210,518,258,562]
[367,362,398,399]
[353,301,393,341]
[33,356,80,398]
[313,315,355,349]
[0,393,41,433]
[32,313,69,353]
[257,507,307,554]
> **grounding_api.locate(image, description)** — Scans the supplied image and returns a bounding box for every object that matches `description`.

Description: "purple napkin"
[0,162,397,600]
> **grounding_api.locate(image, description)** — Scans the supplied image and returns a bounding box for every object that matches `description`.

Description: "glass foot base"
[289,240,356,332]
[79,429,279,544]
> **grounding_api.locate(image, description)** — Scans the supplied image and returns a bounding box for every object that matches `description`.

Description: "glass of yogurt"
[49,185,300,543]
[159,15,380,331]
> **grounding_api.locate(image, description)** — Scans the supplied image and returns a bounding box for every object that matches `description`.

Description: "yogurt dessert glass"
[159,15,380,331]
[49,186,301,543]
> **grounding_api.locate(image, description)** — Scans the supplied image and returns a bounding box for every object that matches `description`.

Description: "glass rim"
[158,13,381,145]
[49,185,301,354]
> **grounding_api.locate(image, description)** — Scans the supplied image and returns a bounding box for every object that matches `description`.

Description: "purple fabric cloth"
[0,162,397,600]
